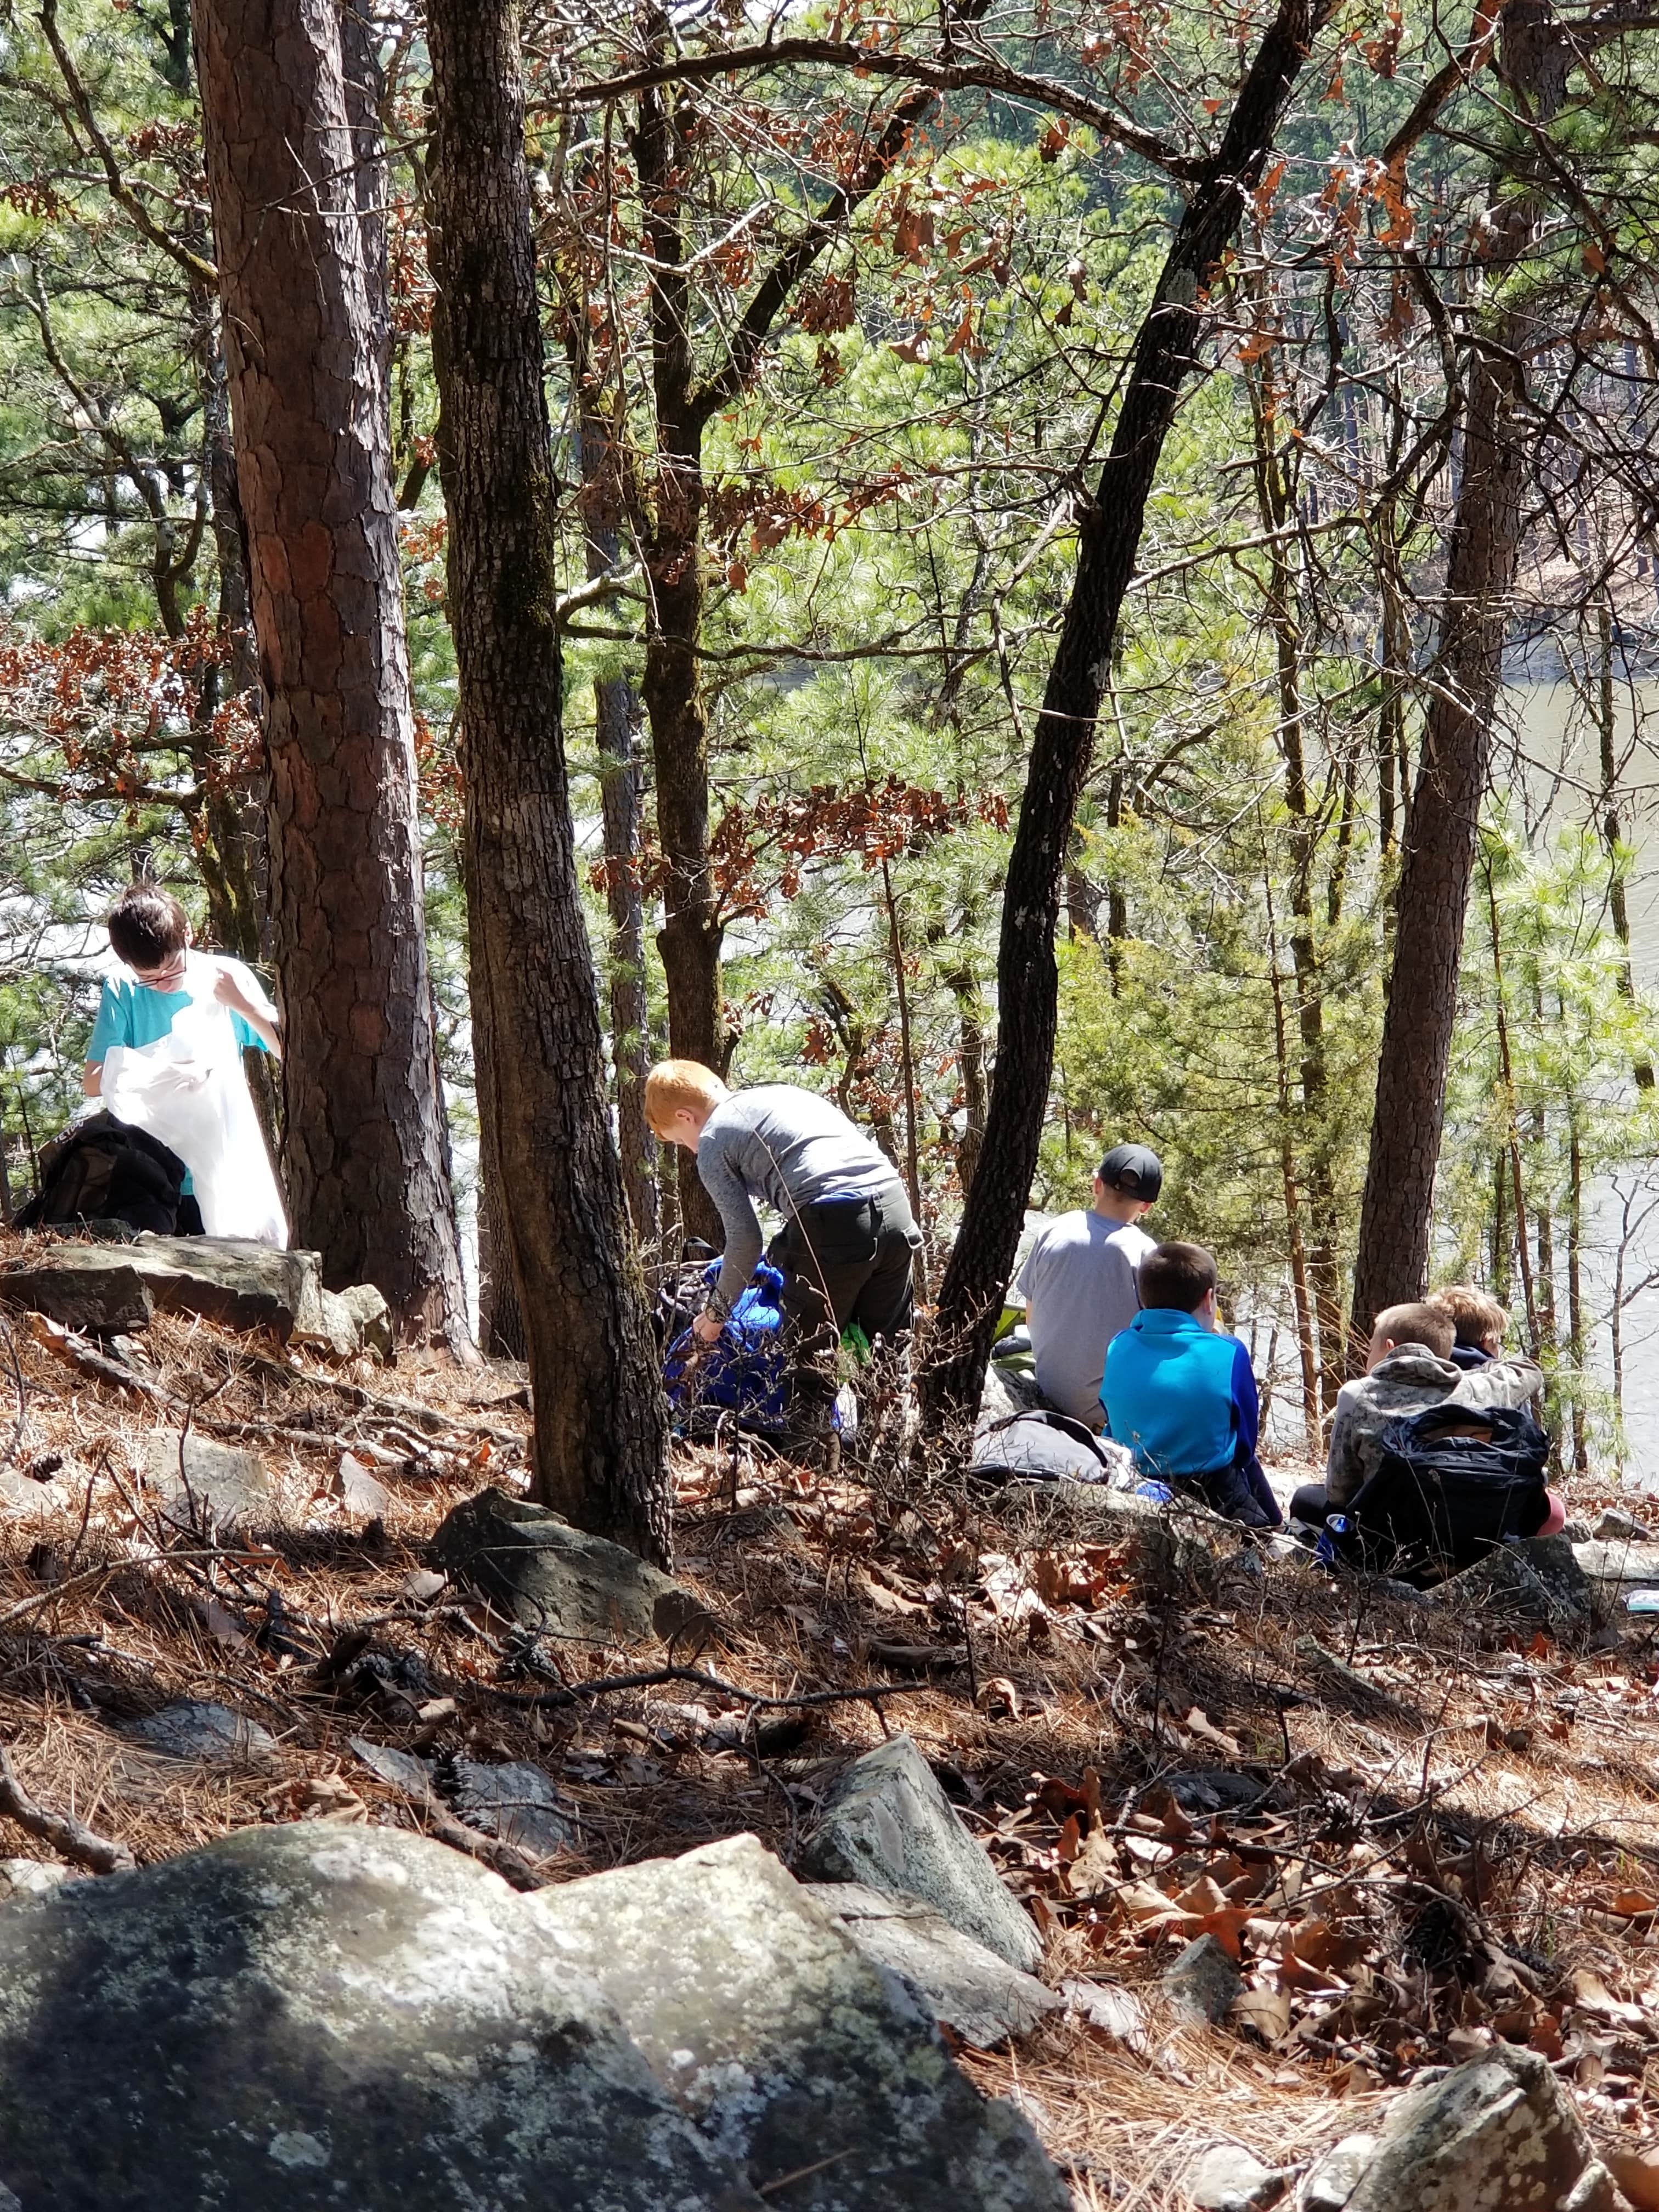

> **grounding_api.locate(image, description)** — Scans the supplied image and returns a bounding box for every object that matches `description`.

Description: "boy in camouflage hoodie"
[1290,1300,1543,1527]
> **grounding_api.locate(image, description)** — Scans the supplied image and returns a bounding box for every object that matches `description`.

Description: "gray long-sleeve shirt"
[697,1086,899,1307]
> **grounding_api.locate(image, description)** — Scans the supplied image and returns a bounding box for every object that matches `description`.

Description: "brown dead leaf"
[980,1675,1021,1719]
[1112,1879,1187,1928]
[1612,1889,1659,1920]
[1607,2146,1659,2211]
[1067,1827,1121,1898]
[1033,1775,1089,1823]
[1572,1968,1647,2028]
[1196,1906,1256,1961]
[1234,1985,1293,2043]
[1173,1874,1229,1918]
[1138,1786,1198,1843]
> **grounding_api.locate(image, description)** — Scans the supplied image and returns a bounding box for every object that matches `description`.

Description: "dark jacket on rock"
[1324,1346,1544,1511]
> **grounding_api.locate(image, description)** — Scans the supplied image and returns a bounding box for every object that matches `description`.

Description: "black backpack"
[1327,1401,1551,1587]
[14,1113,189,1237]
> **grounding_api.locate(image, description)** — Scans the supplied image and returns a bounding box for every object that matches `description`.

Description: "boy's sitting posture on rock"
[1290,1300,1544,1528]
[646,1059,922,1421]
[1099,1242,1280,1528]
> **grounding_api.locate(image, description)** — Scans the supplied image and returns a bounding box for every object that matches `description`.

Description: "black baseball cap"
[1097,1143,1163,1200]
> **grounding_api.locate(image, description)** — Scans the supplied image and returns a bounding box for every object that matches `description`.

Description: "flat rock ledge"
[0,1234,391,1358]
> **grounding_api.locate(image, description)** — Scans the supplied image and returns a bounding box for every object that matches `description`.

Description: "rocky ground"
[3,1225,1659,2208]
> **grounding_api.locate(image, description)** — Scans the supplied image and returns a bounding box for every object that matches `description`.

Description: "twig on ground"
[0,1310,27,1469]
[481,1662,911,1716]
[0,1743,134,1872]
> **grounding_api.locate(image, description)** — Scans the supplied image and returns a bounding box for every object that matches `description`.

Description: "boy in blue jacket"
[1101,1242,1280,1528]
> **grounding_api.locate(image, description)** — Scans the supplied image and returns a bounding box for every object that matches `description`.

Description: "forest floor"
[3,1232,1659,2210]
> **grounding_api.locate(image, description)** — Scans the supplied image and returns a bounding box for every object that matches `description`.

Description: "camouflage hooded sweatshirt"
[1324,1346,1544,1511]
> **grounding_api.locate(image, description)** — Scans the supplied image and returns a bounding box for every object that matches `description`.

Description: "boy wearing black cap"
[1012,1143,1162,1427]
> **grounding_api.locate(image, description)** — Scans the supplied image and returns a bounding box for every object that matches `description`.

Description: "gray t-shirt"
[1014,1211,1155,1423]
[698,1086,899,1307]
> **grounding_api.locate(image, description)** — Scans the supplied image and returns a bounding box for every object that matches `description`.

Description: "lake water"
[1503,676,1659,1482]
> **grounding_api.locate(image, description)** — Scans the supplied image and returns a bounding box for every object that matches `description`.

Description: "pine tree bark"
[596,676,659,1246]
[425,0,672,1562]
[193,0,469,1344]
[924,0,1337,1414]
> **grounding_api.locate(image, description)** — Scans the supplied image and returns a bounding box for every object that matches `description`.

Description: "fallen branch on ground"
[481,1663,911,1716]
[0,1743,133,1873]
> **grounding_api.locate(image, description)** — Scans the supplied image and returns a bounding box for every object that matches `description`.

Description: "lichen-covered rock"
[1572,1536,1659,1600]
[806,1881,1061,2047]
[1164,1934,1242,2024]
[0,1822,762,2211]
[1341,2043,1613,2212]
[1297,2135,1378,2211]
[0,1861,73,1904]
[338,1280,395,1361]
[125,1699,280,1769]
[143,1429,279,1534]
[1438,1537,1593,1633]
[431,1485,689,1643]
[1184,2142,1286,2209]
[799,1734,1042,1973]
[529,1832,1069,2211]
[447,1756,574,1859]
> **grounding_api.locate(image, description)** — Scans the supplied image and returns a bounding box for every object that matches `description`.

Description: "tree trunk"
[193,0,470,1345]
[633,58,727,1243]
[923,0,1337,1413]
[1348,0,1567,1348]
[1566,1105,1587,1471]
[477,1171,526,1362]
[1590,588,1655,1087]
[426,0,672,1561]
[561,281,660,1250]
[627,3,989,1238]
[1347,335,1527,1342]
[1249,352,1344,1430]
[597,676,659,1247]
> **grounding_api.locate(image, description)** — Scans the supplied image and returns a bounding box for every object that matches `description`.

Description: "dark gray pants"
[768,1182,921,1359]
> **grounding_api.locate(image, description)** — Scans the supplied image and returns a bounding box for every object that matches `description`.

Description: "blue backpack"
[663,1261,792,1434]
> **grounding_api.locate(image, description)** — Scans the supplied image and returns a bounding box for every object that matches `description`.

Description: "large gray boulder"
[1336,2044,1613,2212]
[431,1486,689,1643]
[0,1822,763,2211]
[806,1881,1061,2047]
[529,1832,1068,2211]
[799,1734,1042,1973]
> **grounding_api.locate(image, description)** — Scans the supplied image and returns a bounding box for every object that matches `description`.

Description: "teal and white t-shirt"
[87,955,276,1197]
[88,956,276,1065]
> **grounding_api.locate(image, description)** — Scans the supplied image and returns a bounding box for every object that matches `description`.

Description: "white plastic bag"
[101,957,286,1247]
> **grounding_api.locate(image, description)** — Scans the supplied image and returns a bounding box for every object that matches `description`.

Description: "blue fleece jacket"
[1100,1308,1259,1478]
